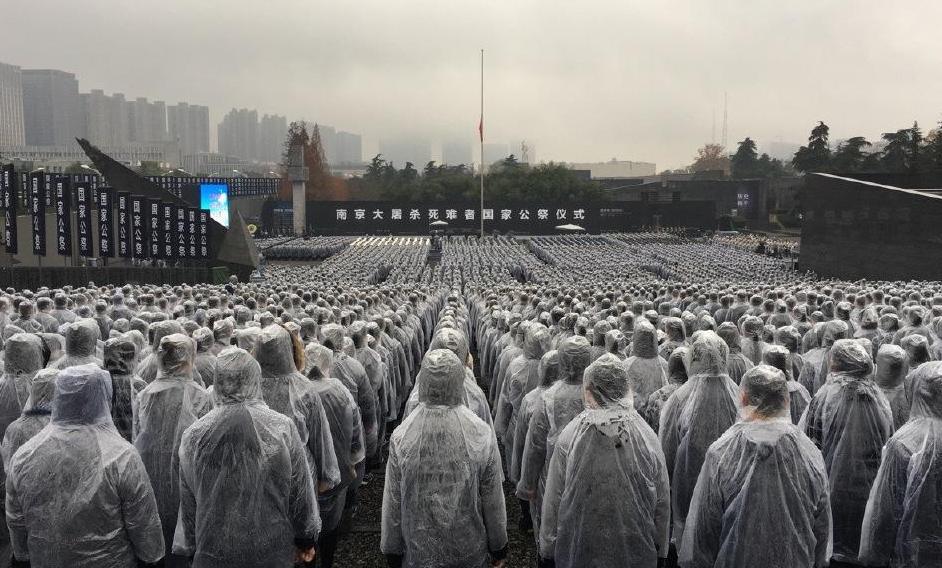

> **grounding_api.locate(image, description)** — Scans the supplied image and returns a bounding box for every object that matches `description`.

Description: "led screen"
[200,183,229,228]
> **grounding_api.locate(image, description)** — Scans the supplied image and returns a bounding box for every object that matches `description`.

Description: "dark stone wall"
[800,174,942,280]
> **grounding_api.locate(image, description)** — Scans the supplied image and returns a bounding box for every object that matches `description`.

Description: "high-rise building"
[0,62,25,148]
[258,114,287,163]
[218,108,259,162]
[441,140,472,166]
[21,69,83,146]
[127,97,168,143]
[379,137,431,168]
[318,125,362,166]
[334,131,362,165]
[168,102,210,155]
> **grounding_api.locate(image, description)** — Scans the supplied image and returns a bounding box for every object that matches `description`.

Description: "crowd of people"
[0,232,939,567]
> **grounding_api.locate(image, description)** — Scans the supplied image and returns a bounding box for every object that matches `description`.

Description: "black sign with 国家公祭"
[2,164,15,254]
[309,201,601,234]
[198,209,209,258]
[161,203,175,259]
[76,182,92,257]
[98,188,114,258]
[175,206,187,258]
[54,177,72,256]
[117,191,131,258]
[148,198,161,259]
[187,208,198,258]
[29,173,46,256]
[132,196,147,259]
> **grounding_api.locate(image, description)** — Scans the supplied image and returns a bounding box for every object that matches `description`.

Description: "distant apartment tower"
[21,69,83,146]
[218,108,259,162]
[258,114,287,163]
[0,62,25,147]
[82,89,129,147]
[168,102,210,155]
[441,140,472,166]
[127,97,168,143]
[379,137,431,168]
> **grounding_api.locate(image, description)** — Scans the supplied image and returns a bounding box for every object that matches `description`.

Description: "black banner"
[308,201,601,235]
[2,164,15,254]
[132,196,147,259]
[29,173,46,256]
[161,203,175,259]
[175,205,187,258]
[117,191,131,258]
[187,208,198,258]
[76,182,92,257]
[54,177,72,256]
[97,188,114,258]
[198,209,209,258]
[148,198,161,259]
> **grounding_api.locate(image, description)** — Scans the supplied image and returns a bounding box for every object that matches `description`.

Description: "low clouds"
[4,0,941,169]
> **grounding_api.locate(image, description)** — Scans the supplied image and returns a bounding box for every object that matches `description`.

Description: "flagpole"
[479,48,484,239]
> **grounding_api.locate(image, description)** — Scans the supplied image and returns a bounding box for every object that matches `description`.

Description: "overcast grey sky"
[4,0,941,169]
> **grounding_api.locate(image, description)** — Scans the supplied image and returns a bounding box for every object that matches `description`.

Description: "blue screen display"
[200,183,229,228]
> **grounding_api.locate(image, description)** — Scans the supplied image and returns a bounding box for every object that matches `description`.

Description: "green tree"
[690,143,730,175]
[925,123,942,171]
[792,121,831,172]
[909,121,924,173]
[831,136,872,172]
[731,137,759,178]
[138,161,164,176]
[880,128,912,173]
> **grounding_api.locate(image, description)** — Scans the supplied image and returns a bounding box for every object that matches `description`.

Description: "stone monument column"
[287,145,308,235]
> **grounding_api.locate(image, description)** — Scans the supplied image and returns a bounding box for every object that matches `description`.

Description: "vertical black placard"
[187,208,198,258]
[198,209,209,258]
[75,182,92,257]
[132,196,147,259]
[117,191,131,258]
[176,206,187,258]
[148,198,161,259]
[97,187,114,258]
[29,173,46,255]
[2,165,16,254]
[54,177,72,256]
[161,203,175,259]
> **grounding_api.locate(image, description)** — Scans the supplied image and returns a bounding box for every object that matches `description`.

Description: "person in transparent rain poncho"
[658,331,739,549]
[873,344,911,430]
[716,322,755,385]
[7,364,165,567]
[762,345,811,425]
[192,327,217,387]
[495,324,551,452]
[512,350,560,533]
[255,324,340,497]
[305,343,365,568]
[103,336,146,442]
[642,346,690,433]
[1,368,56,473]
[518,336,592,543]
[403,327,493,428]
[678,364,831,568]
[322,324,379,461]
[0,334,45,443]
[381,349,507,568]
[799,339,894,566]
[173,347,321,568]
[624,320,669,411]
[134,333,214,566]
[52,318,102,369]
[539,355,670,568]
[860,361,942,568]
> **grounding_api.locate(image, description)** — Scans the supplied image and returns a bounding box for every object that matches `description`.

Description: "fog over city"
[5,1,942,168]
